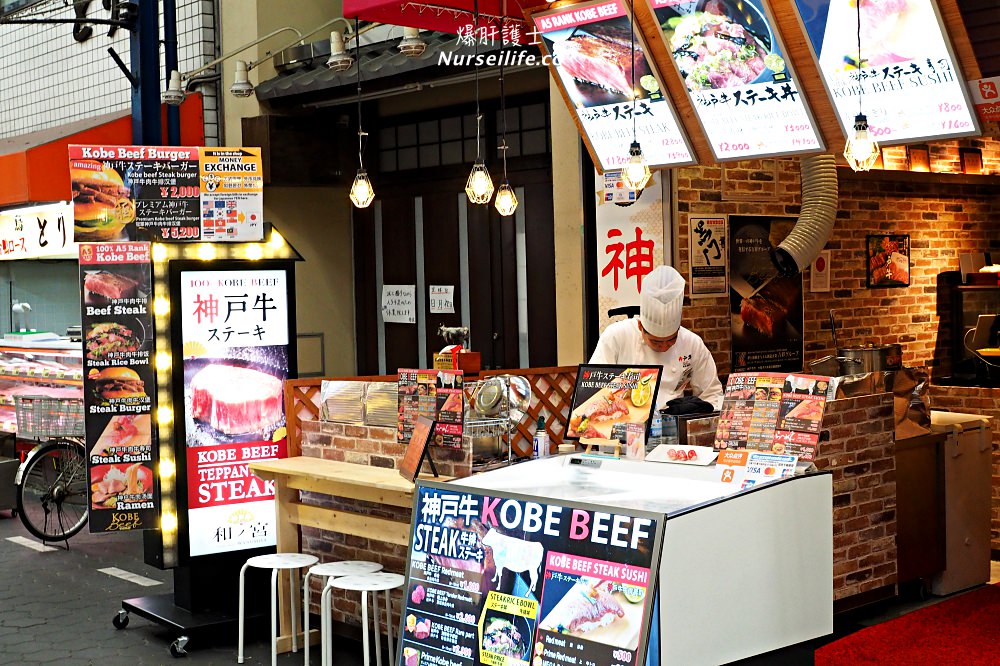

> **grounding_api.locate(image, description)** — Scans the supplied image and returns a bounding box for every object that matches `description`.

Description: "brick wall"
[928,386,1000,552]
[298,419,472,631]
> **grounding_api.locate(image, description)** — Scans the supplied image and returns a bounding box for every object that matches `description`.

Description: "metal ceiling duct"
[772,153,839,276]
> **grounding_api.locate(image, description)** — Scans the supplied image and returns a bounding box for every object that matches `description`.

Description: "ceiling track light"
[844,0,879,171]
[398,27,427,57]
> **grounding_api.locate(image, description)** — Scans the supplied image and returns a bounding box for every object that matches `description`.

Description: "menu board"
[532,0,696,171]
[398,369,464,449]
[714,372,832,460]
[68,145,263,242]
[178,267,292,556]
[80,242,158,532]
[792,0,979,144]
[567,365,662,440]
[398,482,663,666]
[647,0,824,159]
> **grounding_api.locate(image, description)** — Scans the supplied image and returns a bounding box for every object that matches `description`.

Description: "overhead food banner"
[179,267,292,556]
[68,145,263,243]
[647,0,824,159]
[532,0,696,171]
[792,0,979,144]
[398,483,664,666]
[79,242,158,532]
[0,202,76,260]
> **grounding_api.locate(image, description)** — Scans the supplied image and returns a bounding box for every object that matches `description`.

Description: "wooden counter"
[248,456,449,653]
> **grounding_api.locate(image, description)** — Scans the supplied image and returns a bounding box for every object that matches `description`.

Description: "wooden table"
[249,457,448,653]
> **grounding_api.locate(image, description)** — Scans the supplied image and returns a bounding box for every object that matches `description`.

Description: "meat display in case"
[0,338,84,435]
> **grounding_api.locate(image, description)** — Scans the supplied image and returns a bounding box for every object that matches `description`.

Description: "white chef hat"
[639,265,685,338]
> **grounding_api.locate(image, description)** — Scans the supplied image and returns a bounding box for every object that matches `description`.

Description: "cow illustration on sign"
[481,529,544,591]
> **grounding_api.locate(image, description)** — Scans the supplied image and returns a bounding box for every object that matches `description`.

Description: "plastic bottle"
[650,411,663,438]
[533,417,549,459]
[663,414,678,447]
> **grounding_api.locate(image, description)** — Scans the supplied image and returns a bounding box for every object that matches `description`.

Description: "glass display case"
[0,339,83,433]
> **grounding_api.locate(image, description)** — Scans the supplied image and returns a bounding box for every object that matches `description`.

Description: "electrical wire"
[856,0,863,115]
[629,0,636,142]
[499,15,507,178]
[474,0,482,160]
[356,16,365,166]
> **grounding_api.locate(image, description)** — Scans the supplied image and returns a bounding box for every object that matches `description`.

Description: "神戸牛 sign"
[532,0,695,171]
[647,0,824,160]
[79,242,158,533]
[179,268,291,556]
[792,0,979,144]
[398,483,664,666]
[68,145,263,243]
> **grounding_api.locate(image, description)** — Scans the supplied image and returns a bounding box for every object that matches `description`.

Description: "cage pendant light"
[494,18,517,217]
[620,0,651,192]
[843,0,879,172]
[465,0,494,204]
[350,17,375,208]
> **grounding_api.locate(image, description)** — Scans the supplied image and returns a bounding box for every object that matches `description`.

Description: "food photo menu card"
[398,369,464,449]
[714,372,832,460]
[399,483,663,666]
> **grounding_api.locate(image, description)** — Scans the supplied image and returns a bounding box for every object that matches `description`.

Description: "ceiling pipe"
[771,153,839,276]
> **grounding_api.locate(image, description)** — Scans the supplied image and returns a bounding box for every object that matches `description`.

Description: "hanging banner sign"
[179,268,291,556]
[688,215,728,296]
[0,202,76,260]
[68,145,264,243]
[647,0,824,160]
[532,0,696,171]
[792,0,979,144]
[398,482,664,666]
[79,242,158,532]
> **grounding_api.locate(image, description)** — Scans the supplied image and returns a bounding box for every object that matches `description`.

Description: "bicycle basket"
[14,395,85,438]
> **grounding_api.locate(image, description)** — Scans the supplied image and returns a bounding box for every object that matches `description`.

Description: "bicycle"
[13,396,88,544]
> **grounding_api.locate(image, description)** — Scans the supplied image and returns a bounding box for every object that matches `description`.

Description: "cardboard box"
[433,352,481,374]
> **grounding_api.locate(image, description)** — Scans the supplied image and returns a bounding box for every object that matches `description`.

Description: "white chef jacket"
[589,319,724,412]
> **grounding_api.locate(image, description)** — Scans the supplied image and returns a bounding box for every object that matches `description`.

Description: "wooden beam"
[287,502,411,546]
[287,475,414,508]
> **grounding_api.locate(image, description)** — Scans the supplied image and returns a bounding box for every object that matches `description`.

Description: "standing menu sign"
[80,242,158,532]
[647,0,824,160]
[792,0,979,144]
[532,0,696,171]
[69,145,263,242]
[567,365,662,439]
[178,267,292,556]
[399,483,663,666]
[715,372,832,460]
[398,369,464,449]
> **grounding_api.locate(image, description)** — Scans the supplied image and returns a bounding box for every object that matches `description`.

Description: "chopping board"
[539,580,644,651]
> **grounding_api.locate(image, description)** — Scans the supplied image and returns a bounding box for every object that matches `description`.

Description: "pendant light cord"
[630,0,637,141]
[356,17,364,165]
[474,0,482,160]
[856,0,862,116]
[499,16,508,178]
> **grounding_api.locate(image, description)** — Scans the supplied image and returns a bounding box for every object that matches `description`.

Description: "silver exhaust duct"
[772,153,839,276]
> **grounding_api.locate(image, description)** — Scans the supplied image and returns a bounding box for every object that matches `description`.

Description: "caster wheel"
[170,636,189,658]
[112,610,129,629]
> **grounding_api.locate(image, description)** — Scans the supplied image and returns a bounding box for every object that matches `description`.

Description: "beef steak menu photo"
[398,483,663,666]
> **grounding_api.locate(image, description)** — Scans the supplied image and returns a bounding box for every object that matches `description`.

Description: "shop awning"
[0,94,205,209]
[343,0,531,38]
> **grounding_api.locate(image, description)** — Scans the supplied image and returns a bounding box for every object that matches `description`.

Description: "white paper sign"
[382,284,416,324]
[0,202,76,260]
[811,250,831,292]
[429,285,455,314]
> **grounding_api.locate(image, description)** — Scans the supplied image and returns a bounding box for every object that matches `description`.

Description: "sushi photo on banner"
[399,483,664,666]
[177,268,291,557]
[729,216,803,373]
[566,365,662,440]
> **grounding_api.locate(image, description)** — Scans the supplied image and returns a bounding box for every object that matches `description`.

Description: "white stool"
[304,560,382,666]
[329,572,406,666]
[238,552,318,666]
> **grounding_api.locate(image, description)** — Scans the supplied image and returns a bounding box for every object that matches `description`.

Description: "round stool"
[238,552,318,666]
[304,560,382,666]
[329,572,406,666]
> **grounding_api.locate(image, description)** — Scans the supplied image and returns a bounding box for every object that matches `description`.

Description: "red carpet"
[815,584,1000,665]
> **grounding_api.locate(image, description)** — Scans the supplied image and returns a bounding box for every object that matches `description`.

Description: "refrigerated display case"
[0,340,84,435]
[410,455,833,666]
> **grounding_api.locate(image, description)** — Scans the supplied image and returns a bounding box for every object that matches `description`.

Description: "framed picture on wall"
[866,235,910,288]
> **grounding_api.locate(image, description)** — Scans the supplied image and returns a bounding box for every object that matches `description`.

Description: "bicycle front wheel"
[16,439,89,542]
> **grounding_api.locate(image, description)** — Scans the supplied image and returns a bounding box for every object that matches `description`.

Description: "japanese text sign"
[382,284,416,324]
[688,215,728,296]
[532,0,695,171]
[429,285,456,314]
[180,270,288,349]
[792,0,979,144]
[0,202,76,260]
[647,0,824,159]
[398,482,664,666]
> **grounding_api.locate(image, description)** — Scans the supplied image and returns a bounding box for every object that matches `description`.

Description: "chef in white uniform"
[590,265,724,411]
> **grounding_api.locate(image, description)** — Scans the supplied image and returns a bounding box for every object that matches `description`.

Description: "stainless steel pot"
[836,343,903,373]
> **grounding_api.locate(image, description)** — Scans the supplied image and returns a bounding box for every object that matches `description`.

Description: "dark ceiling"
[960,0,1000,77]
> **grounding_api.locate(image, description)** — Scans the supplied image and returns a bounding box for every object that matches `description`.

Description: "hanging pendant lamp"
[620,0,650,192]
[465,0,494,204]
[843,0,879,171]
[350,18,375,208]
[494,17,517,217]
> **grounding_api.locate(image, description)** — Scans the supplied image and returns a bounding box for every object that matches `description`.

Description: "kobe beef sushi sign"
[179,268,291,556]
[532,0,696,170]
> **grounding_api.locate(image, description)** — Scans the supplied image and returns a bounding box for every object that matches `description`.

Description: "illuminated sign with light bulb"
[531,0,695,171]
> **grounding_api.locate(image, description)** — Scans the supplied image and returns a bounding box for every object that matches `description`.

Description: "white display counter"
[451,455,833,665]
